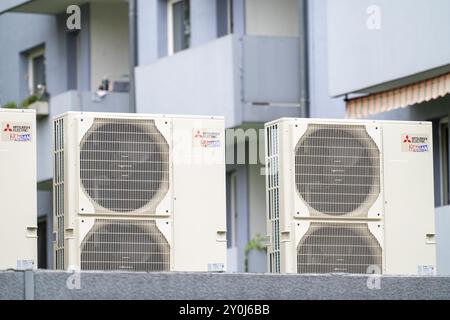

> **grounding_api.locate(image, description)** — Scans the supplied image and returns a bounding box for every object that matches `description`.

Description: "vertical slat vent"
[297,222,382,274]
[295,124,380,217]
[54,118,65,270]
[267,124,280,272]
[80,219,170,272]
[80,118,170,213]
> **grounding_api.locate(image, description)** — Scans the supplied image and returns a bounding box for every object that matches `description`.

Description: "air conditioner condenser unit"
[53,112,226,272]
[265,118,436,275]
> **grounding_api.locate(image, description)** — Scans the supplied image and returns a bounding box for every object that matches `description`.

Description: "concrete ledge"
[2,271,450,300]
[0,271,25,300]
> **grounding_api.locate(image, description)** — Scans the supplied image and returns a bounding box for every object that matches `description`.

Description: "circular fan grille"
[80,119,169,213]
[295,124,380,216]
[81,219,170,272]
[297,223,382,274]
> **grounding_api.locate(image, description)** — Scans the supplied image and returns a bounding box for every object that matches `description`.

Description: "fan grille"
[80,118,169,213]
[80,219,170,272]
[295,124,380,216]
[297,222,382,274]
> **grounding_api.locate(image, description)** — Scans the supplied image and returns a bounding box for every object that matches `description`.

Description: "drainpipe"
[129,0,137,113]
[299,0,310,118]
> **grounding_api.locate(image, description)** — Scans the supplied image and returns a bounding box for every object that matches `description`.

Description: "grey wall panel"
[307,0,345,118]
[0,12,65,105]
[135,35,237,127]
[327,0,450,96]
[242,36,300,104]
[135,35,303,128]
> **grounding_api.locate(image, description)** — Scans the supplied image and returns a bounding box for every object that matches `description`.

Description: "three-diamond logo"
[403,134,411,143]
[3,123,12,132]
[194,130,203,138]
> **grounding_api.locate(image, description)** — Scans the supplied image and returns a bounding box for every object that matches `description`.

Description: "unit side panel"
[0,111,37,270]
[171,118,227,271]
[382,123,436,275]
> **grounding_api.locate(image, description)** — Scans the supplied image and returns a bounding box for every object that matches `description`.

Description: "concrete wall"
[90,2,129,91]
[327,0,450,96]
[246,0,299,37]
[1,271,450,299]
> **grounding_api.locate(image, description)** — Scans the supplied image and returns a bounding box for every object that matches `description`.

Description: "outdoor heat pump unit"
[0,109,37,270]
[53,112,226,272]
[265,118,436,275]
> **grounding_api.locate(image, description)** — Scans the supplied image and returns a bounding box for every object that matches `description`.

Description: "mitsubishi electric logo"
[401,133,429,152]
[1,122,32,142]
[193,129,221,148]
[403,134,411,143]
[3,123,12,132]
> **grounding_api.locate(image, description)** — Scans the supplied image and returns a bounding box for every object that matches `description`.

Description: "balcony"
[135,34,303,128]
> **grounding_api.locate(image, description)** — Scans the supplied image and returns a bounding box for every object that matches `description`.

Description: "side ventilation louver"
[267,124,280,273]
[54,118,65,270]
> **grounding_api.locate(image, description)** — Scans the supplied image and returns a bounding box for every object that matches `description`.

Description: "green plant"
[1,101,18,109]
[20,95,40,108]
[244,234,267,272]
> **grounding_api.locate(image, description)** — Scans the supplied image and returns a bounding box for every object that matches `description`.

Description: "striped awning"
[346,72,450,118]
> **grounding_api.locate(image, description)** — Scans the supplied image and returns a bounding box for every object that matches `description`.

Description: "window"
[28,47,46,95]
[168,0,190,54]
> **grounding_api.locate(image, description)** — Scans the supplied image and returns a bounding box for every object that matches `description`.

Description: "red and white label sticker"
[401,133,429,152]
[193,129,221,148]
[1,122,32,142]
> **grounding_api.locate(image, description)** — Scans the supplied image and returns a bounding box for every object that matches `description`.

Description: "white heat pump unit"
[265,118,436,275]
[53,112,226,272]
[0,109,37,270]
